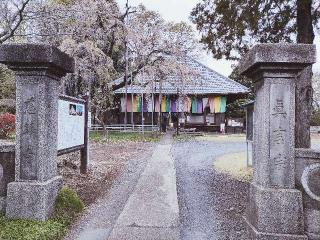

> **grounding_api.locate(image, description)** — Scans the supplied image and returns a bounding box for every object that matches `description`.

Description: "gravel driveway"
[172,138,249,240]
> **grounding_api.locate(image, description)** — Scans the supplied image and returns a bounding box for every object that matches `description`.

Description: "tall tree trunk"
[295,0,314,148]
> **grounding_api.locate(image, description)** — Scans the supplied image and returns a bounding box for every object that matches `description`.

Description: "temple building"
[113,58,249,131]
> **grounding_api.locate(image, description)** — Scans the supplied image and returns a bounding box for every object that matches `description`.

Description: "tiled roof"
[114,58,249,95]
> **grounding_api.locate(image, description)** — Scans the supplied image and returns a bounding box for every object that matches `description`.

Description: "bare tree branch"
[0,0,31,44]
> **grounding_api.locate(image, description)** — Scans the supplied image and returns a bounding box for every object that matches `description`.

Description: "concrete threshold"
[108,135,180,240]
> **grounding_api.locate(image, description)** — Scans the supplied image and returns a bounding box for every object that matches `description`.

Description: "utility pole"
[176,87,179,136]
[124,41,128,129]
[124,0,130,129]
[142,92,144,135]
[159,76,163,133]
[151,75,154,131]
[130,71,134,127]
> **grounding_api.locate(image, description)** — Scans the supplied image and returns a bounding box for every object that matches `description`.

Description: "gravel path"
[173,138,249,240]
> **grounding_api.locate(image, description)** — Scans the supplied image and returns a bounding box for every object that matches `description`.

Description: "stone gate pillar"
[239,43,316,239]
[0,44,74,220]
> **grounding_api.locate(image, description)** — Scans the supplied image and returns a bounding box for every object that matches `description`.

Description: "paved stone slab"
[108,135,180,239]
[64,145,153,240]
[76,228,111,240]
[108,226,180,240]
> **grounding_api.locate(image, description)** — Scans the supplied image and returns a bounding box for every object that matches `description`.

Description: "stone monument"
[0,44,74,220]
[295,149,320,239]
[239,43,316,239]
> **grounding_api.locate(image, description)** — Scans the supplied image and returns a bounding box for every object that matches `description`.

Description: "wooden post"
[81,94,89,174]
[130,71,134,127]
[176,88,179,136]
[151,78,154,131]
[124,41,128,127]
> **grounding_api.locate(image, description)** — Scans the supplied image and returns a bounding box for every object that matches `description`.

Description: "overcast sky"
[117,0,320,76]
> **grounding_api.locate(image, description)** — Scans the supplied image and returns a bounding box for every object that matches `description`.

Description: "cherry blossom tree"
[0,0,30,44]
[0,0,202,131]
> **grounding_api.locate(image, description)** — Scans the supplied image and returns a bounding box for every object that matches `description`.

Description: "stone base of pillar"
[305,209,320,240]
[0,197,5,212]
[245,218,308,240]
[307,233,320,240]
[5,176,62,221]
[245,183,307,240]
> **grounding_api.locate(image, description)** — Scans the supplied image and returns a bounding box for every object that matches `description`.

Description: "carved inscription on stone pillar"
[20,90,38,180]
[269,83,293,187]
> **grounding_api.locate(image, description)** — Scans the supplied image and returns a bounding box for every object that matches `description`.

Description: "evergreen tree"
[191,0,320,148]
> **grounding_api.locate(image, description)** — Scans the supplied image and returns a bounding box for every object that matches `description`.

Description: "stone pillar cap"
[239,43,316,76]
[0,43,74,75]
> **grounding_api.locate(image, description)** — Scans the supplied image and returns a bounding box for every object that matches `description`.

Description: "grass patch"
[90,131,160,143]
[173,134,196,141]
[0,187,84,240]
[214,152,253,182]
[196,134,246,143]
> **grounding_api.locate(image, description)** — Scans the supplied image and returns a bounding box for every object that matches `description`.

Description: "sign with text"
[58,98,85,150]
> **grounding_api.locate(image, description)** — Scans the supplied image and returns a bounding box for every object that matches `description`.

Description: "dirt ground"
[58,140,154,206]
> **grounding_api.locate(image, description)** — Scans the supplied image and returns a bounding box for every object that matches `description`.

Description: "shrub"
[53,187,84,225]
[311,109,320,126]
[0,113,15,139]
[0,187,84,240]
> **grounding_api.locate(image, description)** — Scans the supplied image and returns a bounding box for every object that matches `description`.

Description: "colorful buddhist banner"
[127,96,132,112]
[197,98,203,113]
[184,97,191,112]
[166,97,171,112]
[121,95,227,113]
[143,97,147,112]
[220,96,227,113]
[155,96,160,112]
[137,96,142,112]
[208,97,215,113]
[147,99,152,112]
[132,96,138,112]
[202,98,208,111]
[214,96,221,113]
[177,97,184,112]
[161,96,166,112]
[121,97,126,112]
[191,98,197,113]
[171,99,177,112]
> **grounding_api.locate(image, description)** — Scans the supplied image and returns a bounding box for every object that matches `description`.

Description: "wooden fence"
[90,124,159,133]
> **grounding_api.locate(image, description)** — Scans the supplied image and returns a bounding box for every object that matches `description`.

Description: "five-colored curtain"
[208,96,227,113]
[121,95,227,113]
